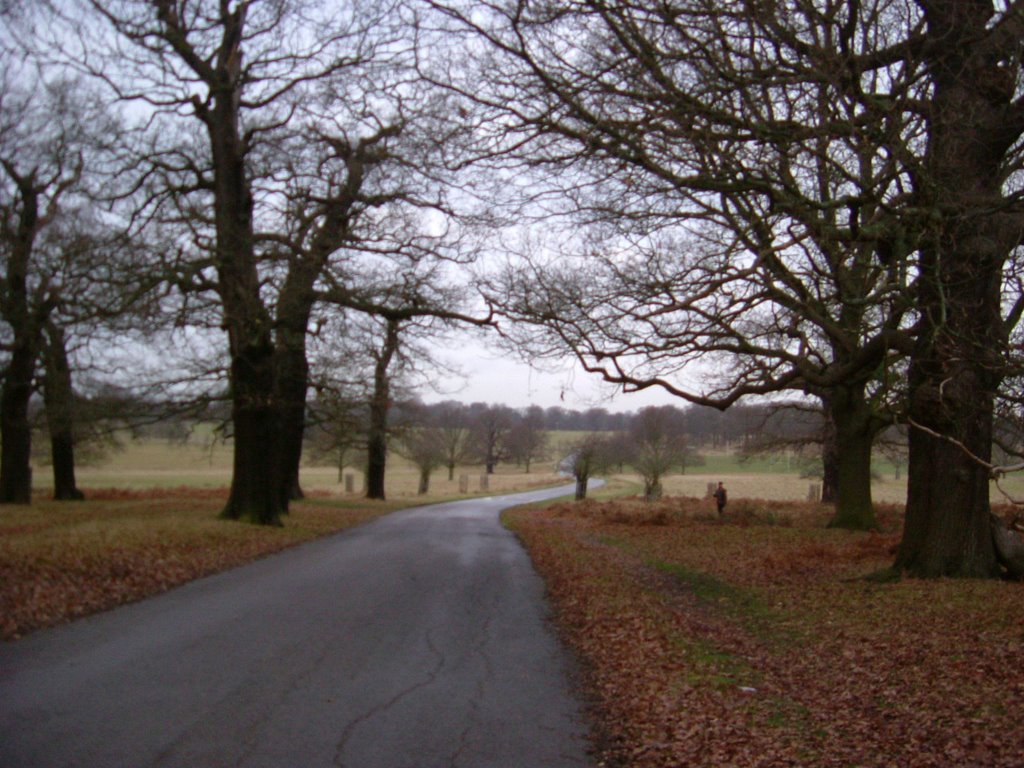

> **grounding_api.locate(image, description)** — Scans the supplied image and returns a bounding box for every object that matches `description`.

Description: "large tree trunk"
[365,320,400,500]
[898,287,1001,576]
[574,473,588,501]
[206,13,284,526]
[43,323,83,501]
[819,409,838,504]
[365,402,387,501]
[273,166,359,505]
[0,172,45,505]
[223,341,284,525]
[275,336,309,506]
[895,0,1018,577]
[0,340,36,504]
[901,385,995,577]
[825,386,878,531]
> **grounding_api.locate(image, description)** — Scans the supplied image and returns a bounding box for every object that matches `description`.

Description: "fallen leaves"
[0,489,402,640]
[505,496,1024,768]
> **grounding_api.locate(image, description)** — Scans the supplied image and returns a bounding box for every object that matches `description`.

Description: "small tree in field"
[470,404,515,474]
[505,406,548,473]
[304,386,366,483]
[429,401,474,481]
[566,434,615,501]
[629,407,688,502]
[395,425,445,495]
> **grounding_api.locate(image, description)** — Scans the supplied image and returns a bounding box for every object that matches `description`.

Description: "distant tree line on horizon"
[142,394,905,494]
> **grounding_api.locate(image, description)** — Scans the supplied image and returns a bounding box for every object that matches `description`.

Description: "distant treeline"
[399,399,823,449]
[85,385,853,458]
[128,395,823,449]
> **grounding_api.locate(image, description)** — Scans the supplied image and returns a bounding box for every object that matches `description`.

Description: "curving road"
[0,485,594,768]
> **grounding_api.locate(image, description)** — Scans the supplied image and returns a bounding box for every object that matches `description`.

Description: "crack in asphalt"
[332,631,446,768]
[449,721,474,768]
[148,612,355,768]
[227,629,347,768]
[448,582,501,768]
[150,638,308,768]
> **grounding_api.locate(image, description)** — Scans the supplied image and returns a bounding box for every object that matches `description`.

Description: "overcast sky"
[424,331,683,413]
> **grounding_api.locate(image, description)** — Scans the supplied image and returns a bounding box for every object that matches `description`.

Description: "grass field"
[30,436,567,498]
[36,435,1024,504]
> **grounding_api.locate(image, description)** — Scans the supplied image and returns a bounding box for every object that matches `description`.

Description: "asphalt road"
[0,485,594,768]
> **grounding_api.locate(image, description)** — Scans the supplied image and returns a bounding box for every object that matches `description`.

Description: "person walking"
[713,481,727,515]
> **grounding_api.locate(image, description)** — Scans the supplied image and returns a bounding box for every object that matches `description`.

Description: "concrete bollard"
[459,474,469,493]
[479,474,490,491]
[344,473,355,493]
[807,483,821,502]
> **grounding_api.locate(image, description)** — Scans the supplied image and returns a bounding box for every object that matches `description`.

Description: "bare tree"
[429,0,1024,575]
[44,0,482,523]
[40,320,83,499]
[470,403,515,474]
[629,406,688,502]
[311,300,484,501]
[427,401,474,481]
[304,385,367,483]
[394,404,447,494]
[269,121,410,504]
[893,1,1024,578]
[431,0,916,531]
[505,405,548,473]
[565,433,615,502]
[329,293,487,501]
[0,65,114,503]
[365,316,402,500]
[48,0,371,522]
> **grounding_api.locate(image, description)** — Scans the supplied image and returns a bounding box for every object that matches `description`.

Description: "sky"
[423,331,683,413]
